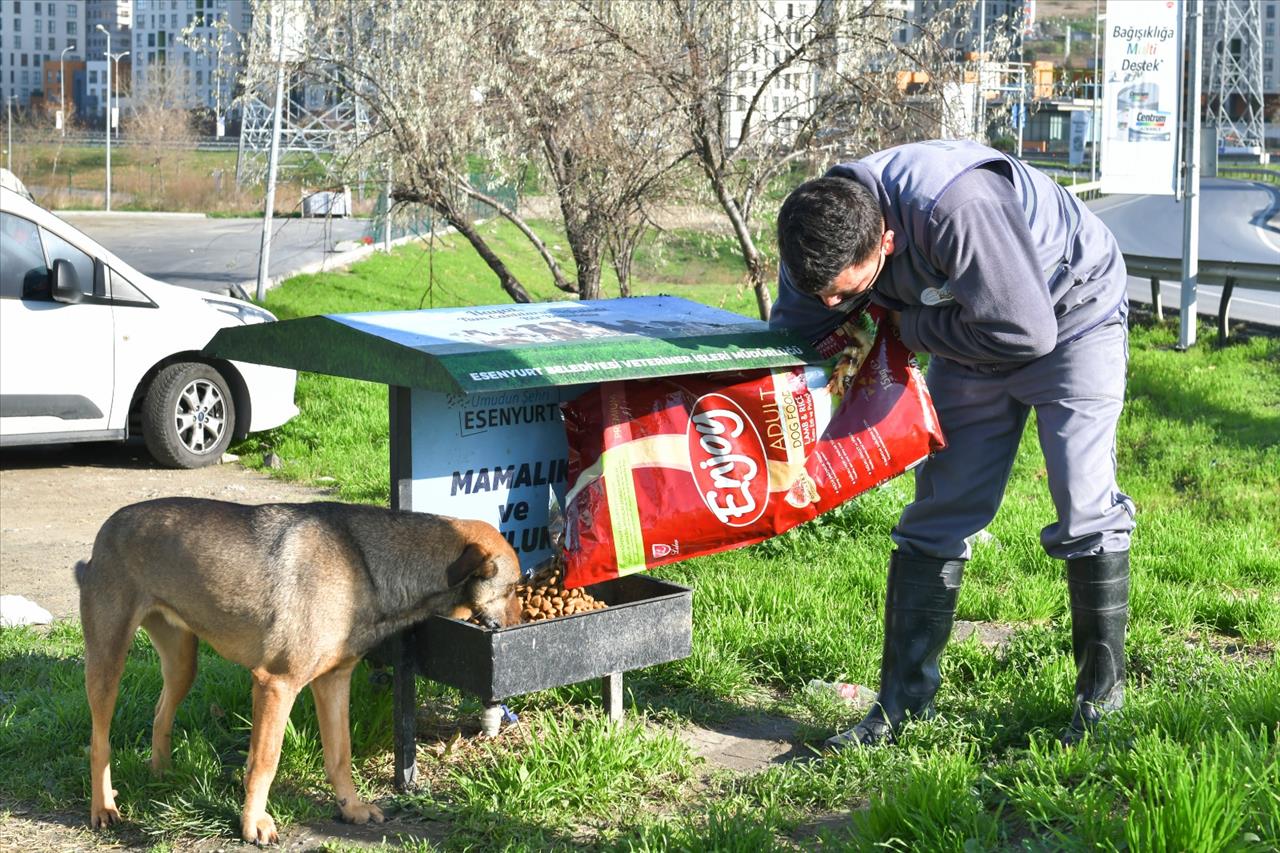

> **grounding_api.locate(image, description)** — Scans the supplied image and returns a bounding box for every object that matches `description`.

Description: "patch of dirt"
[1191,634,1276,665]
[0,442,335,622]
[951,620,1019,653]
[0,800,445,852]
[680,713,812,771]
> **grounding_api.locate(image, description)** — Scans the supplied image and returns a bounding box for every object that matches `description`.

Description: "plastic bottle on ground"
[805,679,876,705]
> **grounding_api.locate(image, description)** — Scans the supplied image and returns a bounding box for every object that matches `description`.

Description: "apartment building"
[83,56,130,118]
[723,1,825,148]
[0,0,86,108]
[1264,0,1278,95]
[131,0,251,115]
[86,0,131,63]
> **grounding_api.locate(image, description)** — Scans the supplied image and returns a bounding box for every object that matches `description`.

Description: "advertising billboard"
[1101,1,1184,195]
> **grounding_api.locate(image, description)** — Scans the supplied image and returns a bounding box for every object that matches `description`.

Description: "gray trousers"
[892,314,1135,561]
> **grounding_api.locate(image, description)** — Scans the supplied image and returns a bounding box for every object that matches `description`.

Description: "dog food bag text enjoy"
[558,307,946,588]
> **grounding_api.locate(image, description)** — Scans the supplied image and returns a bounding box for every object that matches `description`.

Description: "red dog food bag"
[559,307,946,588]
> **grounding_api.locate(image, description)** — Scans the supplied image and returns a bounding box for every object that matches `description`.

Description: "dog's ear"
[446,543,499,588]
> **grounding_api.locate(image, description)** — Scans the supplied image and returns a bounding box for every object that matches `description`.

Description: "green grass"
[1,220,1277,849]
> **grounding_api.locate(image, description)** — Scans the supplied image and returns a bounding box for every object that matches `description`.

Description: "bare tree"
[125,66,199,197]
[240,1,543,303]
[245,0,687,304]
[584,0,979,320]
[476,3,689,300]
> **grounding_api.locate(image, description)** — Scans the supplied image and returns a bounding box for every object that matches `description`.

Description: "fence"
[364,173,519,245]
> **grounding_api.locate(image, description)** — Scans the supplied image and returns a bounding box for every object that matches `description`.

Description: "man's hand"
[890,310,902,328]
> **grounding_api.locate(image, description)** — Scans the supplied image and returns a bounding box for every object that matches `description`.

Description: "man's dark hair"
[777,177,884,294]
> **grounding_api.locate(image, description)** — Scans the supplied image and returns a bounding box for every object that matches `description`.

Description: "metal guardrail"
[1122,253,1280,343]
[40,132,241,151]
[1065,181,1103,201]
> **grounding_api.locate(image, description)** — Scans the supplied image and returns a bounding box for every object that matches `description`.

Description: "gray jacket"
[771,140,1128,371]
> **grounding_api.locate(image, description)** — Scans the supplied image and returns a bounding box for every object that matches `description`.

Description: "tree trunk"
[456,178,575,294]
[612,248,632,297]
[708,172,773,321]
[447,214,533,304]
[574,247,603,301]
[393,183,533,304]
[563,218,604,301]
[609,224,644,298]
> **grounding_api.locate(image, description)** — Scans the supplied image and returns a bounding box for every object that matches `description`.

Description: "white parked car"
[0,184,298,468]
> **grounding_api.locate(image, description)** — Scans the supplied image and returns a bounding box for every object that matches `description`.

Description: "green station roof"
[205,295,821,395]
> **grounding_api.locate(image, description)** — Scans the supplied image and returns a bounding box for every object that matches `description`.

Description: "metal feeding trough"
[379,574,692,788]
[419,574,692,702]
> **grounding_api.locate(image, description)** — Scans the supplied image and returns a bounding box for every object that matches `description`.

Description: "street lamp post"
[109,50,129,141]
[60,43,76,137]
[5,96,14,173]
[1091,2,1102,183]
[96,24,112,211]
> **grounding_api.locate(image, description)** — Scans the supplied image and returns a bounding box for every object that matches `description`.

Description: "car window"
[109,267,154,306]
[0,212,48,300]
[40,227,96,298]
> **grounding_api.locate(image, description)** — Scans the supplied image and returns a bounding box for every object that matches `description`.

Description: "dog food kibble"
[516,564,607,622]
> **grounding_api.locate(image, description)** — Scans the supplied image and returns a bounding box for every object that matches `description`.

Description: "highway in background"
[1089,177,1279,328]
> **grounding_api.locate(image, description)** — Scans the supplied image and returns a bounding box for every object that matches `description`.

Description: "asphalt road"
[1088,177,1280,328]
[59,212,373,296]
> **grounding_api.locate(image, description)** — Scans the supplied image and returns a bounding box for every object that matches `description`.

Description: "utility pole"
[256,5,287,301]
[1179,0,1204,350]
[96,24,112,211]
[1091,1,1102,182]
[977,0,987,142]
[5,96,13,173]
[1016,65,1025,158]
[109,51,130,141]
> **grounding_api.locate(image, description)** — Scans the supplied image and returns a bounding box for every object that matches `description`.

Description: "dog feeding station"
[206,295,818,788]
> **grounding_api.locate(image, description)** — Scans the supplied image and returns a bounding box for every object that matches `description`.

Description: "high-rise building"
[915,0,1025,55]
[1264,0,1278,96]
[723,1,832,149]
[131,0,251,117]
[0,0,87,109]
[86,0,132,64]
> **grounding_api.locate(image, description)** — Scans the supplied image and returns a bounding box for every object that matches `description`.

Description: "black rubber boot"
[1061,552,1129,745]
[825,552,964,750]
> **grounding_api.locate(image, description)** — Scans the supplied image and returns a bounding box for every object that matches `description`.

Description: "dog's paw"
[340,800,385,825]
[241,811,278,846]
[89,803,121,829]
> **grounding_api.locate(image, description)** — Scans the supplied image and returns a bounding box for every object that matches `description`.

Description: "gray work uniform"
[771,140,1135,561]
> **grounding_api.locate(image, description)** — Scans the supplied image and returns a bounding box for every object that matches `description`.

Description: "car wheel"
[142,362,236,469]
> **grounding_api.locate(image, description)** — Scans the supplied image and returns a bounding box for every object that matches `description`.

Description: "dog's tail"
[74,559,91,588]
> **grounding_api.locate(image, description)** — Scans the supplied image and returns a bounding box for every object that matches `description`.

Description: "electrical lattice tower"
[1203,0,1266,159]
[234,85,370,187]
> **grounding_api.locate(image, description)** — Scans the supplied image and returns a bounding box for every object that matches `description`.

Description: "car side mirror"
[50,258,83,304]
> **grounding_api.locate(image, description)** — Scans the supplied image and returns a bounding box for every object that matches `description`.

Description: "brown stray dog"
[76,497,522,844]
